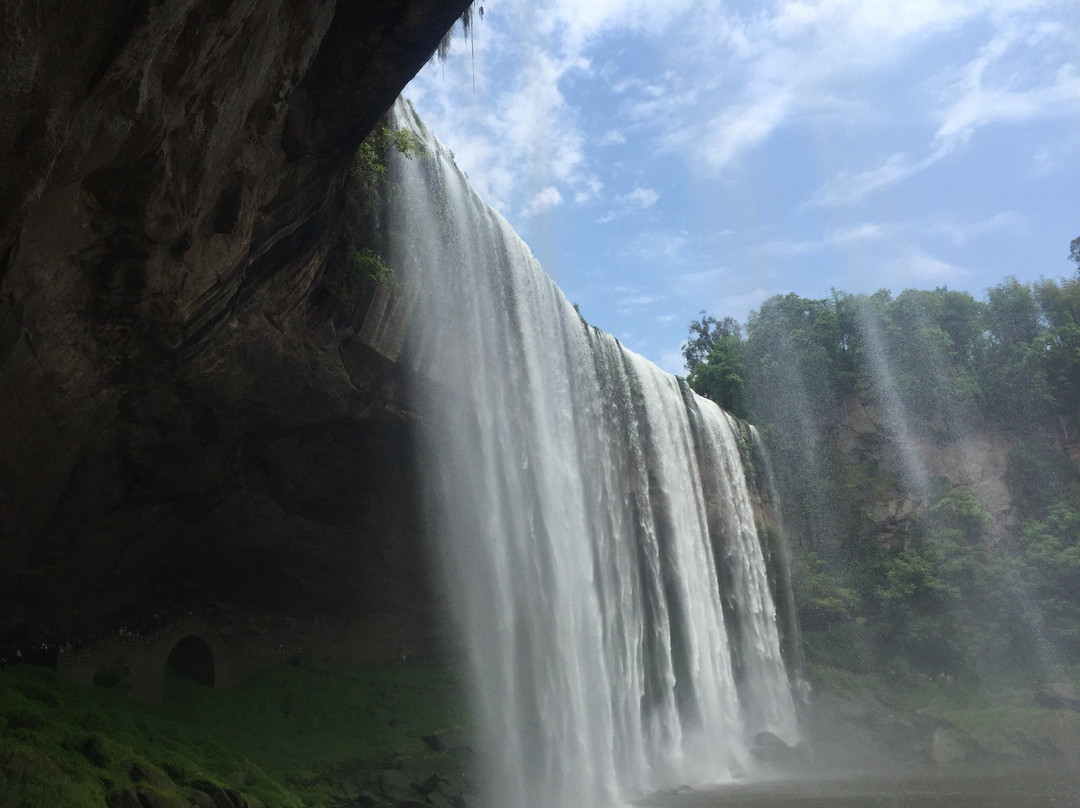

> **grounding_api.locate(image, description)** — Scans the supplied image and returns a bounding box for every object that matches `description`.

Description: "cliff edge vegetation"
[686,265,1080,685]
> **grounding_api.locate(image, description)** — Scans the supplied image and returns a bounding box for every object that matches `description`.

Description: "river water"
[638,766,1080,807]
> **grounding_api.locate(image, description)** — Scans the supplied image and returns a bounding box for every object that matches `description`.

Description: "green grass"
[0,661,464,807]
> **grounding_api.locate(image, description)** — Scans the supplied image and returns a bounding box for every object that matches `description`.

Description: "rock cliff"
[834,395,1019,544]
[0,0,472,649]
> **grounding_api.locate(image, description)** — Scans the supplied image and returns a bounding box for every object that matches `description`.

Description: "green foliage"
[868,288,982,430]
[325,248,402,319]
[685,254,1080,679]
[350,123,425,218]
[686,274,1080,442]
[432,4,478,62]
[686,334,747,417]
[978,277,1053,422]
[1033,277,1080,422]
[875,547,958,665]
[1017,503,1080,657]
[682,311,741,369]
[0,662,463,808]
[789,551,859,632]
[930,490,991,538]
[1006,437,1077,520]
[806,666,1080,761]
[325,121,426,320]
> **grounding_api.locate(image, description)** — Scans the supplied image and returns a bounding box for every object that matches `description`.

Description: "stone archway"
[165,634,215,686]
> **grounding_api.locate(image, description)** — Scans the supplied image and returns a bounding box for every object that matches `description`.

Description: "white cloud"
[669,268,775,322]
[800,7,1080,204]
[660,349,687,376]
[545,0,695,54]
[525,186,564,216]
[809,142,956,206]
[928,211,1027,245]
[619,229,690,264]
[674,267,725,290]
[886,249,969,282]
[407,17,589,216]
[616,292,666,314]
[410,0,1078,217]
[762,222,891,255]
[712,287,775,323]
[600,187,660,222]
[573,176,604,205]
[1030,133,1079,178]
[651,0,991,171]
[935,54,1080,147]
[616,187,659,208]
[698,90,794,170]
[406,0,694,220]
[404,0,1078,375]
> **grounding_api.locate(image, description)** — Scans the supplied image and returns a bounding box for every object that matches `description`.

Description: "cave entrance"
[165,635,215,686]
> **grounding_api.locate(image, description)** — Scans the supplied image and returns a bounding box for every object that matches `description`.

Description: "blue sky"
[406,0,1080,375]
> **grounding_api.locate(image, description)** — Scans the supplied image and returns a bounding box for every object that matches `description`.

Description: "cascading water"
[384,100,797,808]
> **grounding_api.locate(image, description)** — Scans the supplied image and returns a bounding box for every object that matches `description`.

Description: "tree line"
[685,259,1080,682]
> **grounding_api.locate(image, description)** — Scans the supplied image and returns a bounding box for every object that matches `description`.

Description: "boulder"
[1035,682,1080,712]
[930,727,965,765]
[106,791,144,808]
[421,728,471,752]
[130,760,176,791]
[750,730,801,766]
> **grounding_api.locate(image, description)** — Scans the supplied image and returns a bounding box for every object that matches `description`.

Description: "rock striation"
[0,0,472,648]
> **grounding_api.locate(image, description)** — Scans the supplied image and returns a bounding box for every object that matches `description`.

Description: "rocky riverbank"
[795,667,1080,773]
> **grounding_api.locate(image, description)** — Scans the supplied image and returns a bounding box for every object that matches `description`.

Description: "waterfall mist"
[849,295,1066,681]
[384,102,797,808]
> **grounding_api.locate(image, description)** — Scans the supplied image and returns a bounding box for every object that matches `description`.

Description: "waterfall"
[384,101,796,808]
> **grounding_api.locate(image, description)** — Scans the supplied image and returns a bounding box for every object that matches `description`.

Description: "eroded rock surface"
[0,0,471,647]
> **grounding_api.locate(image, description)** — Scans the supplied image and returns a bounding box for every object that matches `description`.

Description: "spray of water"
[851,298,932,502]
[853,295,1064,680]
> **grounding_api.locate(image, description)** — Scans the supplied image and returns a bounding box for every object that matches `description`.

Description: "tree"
[979,278,1051,423]
[1033,277,1080,422]
[686,335,748,418]
[682,312,740,371]
[1069,236,1080,274]
[1019,503,1080,658]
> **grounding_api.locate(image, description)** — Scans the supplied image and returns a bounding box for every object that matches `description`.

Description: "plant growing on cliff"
[432,4,481,63]
[326,248,402,319]
[323,122,424,319]
[351,124,425,207]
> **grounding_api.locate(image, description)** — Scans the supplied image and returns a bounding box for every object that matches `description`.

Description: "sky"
[405,0,1080,375]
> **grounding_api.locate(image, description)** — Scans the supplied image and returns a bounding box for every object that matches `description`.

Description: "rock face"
[834,395,1019,546]
[0,0,472,647]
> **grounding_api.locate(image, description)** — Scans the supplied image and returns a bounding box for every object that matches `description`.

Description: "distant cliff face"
[0,0,471,645]
[834,396,1020,545]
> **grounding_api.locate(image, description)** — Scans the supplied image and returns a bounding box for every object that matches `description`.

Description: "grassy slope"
[0,661,463,807]
[806,662,1080,761]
